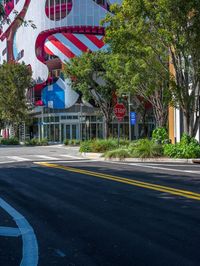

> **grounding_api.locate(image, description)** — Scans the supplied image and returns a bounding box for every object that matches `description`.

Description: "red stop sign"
[114,103,126,121]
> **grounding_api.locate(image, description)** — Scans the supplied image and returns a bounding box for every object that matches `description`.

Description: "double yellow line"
[37,162,200,201]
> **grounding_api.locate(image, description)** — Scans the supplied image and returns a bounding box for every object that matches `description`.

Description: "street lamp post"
[121,92,131,141]
[128,92,131,141]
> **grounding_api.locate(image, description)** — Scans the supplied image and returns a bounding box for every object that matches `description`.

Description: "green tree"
[105,0,200,137]
[106,53,171,128]
[63,51,117,138]
[0,62,33,132]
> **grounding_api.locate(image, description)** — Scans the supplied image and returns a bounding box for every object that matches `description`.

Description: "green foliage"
[79,138,130,153]
[0,62,33,125]
[131,139,163,158]
[25,138,48,146]
[65,139,81,146]
[25,138,39,146]
[64,139,69,145]
[63,51,117,138]
[152,127,169,144]
[164,134,200,159]
[39,138,48,146]
[0,137,19,145]
[104,148,131,160]
[104,0,200,135]
[79,140,93,153]
[90,139,117,152]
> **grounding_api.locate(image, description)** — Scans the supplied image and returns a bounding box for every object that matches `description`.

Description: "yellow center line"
[36,162,200,201]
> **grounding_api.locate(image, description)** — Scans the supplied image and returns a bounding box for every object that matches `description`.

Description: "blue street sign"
[130,112,136,125]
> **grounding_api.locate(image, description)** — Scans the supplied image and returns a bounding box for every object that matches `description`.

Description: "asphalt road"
[0,159,200,266]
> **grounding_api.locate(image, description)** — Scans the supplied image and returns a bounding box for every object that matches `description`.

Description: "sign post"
[114,103,126,146]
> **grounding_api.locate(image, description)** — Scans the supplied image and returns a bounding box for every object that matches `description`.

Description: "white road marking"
[143,163,200,167]
[7,156,30,162]
[0,198,38,266]
[34,160,98,164]
[128,163,200,175]
[104,161,200,175]
[0,161,15,164]
[59,154,84,159]
[34,155,59,160]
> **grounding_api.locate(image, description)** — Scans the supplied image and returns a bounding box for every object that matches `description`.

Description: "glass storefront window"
[72,125,77,139]
[55,124,60,142]
[66,125,70,139]
[91,124,96,139]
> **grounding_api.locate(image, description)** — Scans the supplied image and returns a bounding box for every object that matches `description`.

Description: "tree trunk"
[153,107,168,128]
[183,111,194,137]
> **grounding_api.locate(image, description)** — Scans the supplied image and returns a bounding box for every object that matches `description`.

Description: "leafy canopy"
[0,62,33,124]
[105,0,200,136]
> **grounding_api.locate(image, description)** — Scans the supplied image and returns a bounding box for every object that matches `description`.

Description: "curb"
[81,152,200,164]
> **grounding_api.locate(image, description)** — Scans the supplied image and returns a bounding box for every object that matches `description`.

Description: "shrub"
[0,137,19,145]
[39,138,48,146]
[119,139,130,147]
[79,140,93,152]
[25,138,40,146]
[91,139,118,153]
[65,139,81,146]
[104,148,131,160]
[131,139,163,158]
[152,127,169,144]
[164,134,200,159]
[64,139,69,145]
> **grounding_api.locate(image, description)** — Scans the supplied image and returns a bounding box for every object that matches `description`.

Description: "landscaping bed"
[78,128,200,160]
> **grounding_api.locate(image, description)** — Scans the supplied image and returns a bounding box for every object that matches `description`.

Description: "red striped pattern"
[44,33,106,62]
[48,35,75,58]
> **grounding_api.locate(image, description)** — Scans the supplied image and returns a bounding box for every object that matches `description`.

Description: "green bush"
[65,139,81,146]
[25,138,48,146]
[80,138,123,153]
[79,140,93,152]
[0,137,19,145]
[64,139,69,145]
[131,139,163,158]
[39,138,48,146]
[104,148,131,160]
[119,139,130,147]
[25,138,39,146]
[152,127,169,144]
[164,134,200,159]
[91,139,118,152]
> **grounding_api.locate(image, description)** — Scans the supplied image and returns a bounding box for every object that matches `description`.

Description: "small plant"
[91,139,118,153]
[131,138,163,158]
[65,139,81,146]
[0,137,19,145]
[39,138,48,146]
[74,139,81,146]
[64,139,69,145]
[25,138,40,146]
[104,148,131,160]
[152,127,169,144]
[79,140,93,152]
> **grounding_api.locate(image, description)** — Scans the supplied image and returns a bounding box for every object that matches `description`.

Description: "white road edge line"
[7,156,30,162]
[34,160,98,164]
[0,161,15,164]
[104,161,200,175]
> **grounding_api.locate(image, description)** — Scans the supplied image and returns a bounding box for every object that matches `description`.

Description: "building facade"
[0,0,154,142]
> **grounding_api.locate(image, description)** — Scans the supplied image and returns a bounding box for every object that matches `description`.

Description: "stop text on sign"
[114,103,126,121]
